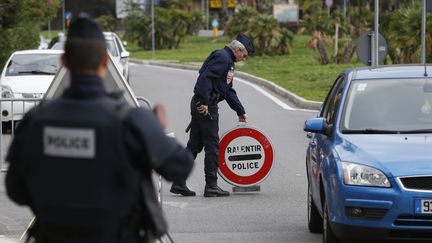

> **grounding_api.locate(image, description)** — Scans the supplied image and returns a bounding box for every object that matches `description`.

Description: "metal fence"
[0,96,152,173]
[0,98,42,172]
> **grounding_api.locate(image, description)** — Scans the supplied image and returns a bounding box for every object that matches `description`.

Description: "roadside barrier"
[0,98,42,172]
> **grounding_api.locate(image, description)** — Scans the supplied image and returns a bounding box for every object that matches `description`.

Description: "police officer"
[5,14,193,243]
[170,33,255,197]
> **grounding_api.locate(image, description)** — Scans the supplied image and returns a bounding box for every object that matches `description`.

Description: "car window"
[114,36,125,54]
[321,75,345,124]
[341,78,432,131]
[6,54,61,76]
[51,42,64,50]
[106,39,119,57]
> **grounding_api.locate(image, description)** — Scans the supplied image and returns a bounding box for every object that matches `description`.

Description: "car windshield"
[51,42,64,50]
[6,53,61,76]
[106,39,118,57]
[341,78,432,133]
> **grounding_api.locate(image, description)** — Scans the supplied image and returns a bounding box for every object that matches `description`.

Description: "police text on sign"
[218,126,274,187]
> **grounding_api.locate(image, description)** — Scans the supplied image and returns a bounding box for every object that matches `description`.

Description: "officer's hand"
[238,114,247,122]
[197,105,209,115]
[153,104,168,129]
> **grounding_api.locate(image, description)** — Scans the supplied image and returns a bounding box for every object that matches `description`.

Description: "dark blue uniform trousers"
[186,97,219,186]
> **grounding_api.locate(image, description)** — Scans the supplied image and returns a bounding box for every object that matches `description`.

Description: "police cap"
[236,33,255,55]
[67,12,104,41]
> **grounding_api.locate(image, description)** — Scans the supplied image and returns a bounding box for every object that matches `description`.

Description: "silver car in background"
[49,32,130,81]
[0,49,63,130]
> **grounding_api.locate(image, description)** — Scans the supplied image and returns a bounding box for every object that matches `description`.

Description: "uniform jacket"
[5,75,194,242]
[194,46,245,116]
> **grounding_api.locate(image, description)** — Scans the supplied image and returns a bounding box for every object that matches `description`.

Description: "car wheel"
[308,183,323,233]
[323,200,340,243]
[2,121,11,134]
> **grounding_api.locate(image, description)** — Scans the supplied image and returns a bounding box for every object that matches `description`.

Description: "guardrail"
[0,98,42,172]
[0,96,153,173]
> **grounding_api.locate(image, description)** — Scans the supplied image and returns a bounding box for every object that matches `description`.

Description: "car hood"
[2,75,54,94]
[336,134,432,177]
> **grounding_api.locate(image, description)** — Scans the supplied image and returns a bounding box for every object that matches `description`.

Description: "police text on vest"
[44,126,95,158]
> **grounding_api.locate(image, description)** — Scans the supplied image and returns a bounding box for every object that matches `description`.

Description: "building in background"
[273,0,299,23]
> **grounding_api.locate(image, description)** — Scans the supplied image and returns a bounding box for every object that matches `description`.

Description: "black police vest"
[20,97,139,243]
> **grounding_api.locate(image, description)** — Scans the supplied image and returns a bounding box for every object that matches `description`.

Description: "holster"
[138,173,168,241]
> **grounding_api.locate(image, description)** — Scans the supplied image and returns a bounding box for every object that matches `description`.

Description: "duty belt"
[194,93,220,105]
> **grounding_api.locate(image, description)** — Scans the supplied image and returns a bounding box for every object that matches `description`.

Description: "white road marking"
[137,64,319,112]
[163,201,189,209]
[0,235,19,243]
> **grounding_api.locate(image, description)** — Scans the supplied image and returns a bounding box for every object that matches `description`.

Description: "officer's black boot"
[170,183,196,196]
[204,184,230,197]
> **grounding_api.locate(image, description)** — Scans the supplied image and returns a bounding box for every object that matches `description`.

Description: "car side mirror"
[304,118,332,136]
[120,51,130,59]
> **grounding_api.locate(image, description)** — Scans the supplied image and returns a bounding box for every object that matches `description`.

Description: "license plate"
[415,199,432,214]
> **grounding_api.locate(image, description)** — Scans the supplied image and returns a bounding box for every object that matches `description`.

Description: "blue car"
[304,65,432,243]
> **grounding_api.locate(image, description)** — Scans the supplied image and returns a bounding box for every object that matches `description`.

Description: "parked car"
[304,65,432,243]
[0,49,62,129]
[104,32,130,82]
[49,32,130,81]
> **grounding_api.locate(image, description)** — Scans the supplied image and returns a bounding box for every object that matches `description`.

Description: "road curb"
[131,59,322,110]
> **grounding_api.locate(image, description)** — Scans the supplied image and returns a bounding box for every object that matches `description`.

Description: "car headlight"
[1,85,14,98]
[342,162,391,188]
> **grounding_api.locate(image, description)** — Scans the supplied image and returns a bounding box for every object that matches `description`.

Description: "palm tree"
[384,1,429,64]
[225,6,259,38]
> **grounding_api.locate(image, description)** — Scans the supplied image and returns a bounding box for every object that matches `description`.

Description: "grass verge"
[130,35,366,101]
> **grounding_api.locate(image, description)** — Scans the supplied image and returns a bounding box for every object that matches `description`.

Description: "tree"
[225,6,294,56]
[0,0,60,66]
[236,0,273,14]
[381,1,432,64]
[122,2,204,50]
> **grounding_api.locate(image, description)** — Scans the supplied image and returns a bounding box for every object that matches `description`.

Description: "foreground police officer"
[5,13,193,243]
[170,33,255,197]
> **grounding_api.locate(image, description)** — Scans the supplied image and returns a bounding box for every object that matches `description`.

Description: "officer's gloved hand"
[153,103,168,129]
[238,114,247,123]
[197,104,209,115]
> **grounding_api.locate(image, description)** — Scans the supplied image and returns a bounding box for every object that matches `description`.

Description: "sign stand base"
[232,185,261,193]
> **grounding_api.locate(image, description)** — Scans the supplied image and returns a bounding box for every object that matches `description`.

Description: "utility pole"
[343,0,347,18]
[62,0,65,33]
[222,0,227,28]
[206,0,210,30]
[422,0,426,64]
[151,0,155,60]
[372,0,379,66]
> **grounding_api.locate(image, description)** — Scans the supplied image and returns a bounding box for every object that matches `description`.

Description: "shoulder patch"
[226,66,235,84]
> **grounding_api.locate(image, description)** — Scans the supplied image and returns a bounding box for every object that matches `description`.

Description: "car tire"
[308,183,323,233]
[2,121,11,134]
[323,200,340,243]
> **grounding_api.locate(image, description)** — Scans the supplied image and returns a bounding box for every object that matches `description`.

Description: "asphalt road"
[0,63,321,243]
[129,63,320,243]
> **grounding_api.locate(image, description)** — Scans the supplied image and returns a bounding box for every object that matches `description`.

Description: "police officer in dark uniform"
[170,33,255,197]
[5,14,193,243]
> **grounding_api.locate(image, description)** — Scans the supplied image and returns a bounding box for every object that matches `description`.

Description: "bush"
[122,5,203,50]
[97,14,116,32]
[225,6,293,56]
[0,0,60,66]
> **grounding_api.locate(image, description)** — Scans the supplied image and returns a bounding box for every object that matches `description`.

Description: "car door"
[309,74,345,206]
[113,35,129,79]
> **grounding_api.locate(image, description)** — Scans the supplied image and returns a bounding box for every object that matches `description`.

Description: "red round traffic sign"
[218,126,274,187]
